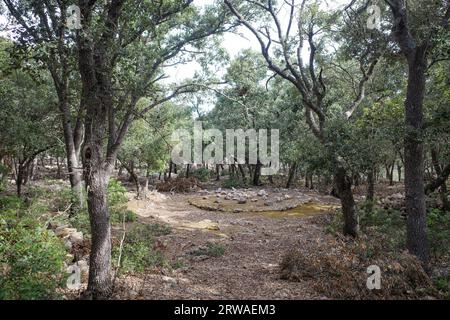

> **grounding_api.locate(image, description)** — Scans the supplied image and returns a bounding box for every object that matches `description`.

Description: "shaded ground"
[115,188,341,300]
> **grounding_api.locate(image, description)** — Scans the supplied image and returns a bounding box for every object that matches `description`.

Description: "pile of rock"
[49,223,89,290]
[53,225,84,251]
[380,193,405,211]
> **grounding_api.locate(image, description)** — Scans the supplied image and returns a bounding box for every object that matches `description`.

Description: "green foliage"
[434,277,449,297]
[0,196,66,300]
[193,167,211,182]
[427,209,450,258]
[222,177,245,189]
[113,224,172,274]
[190,242,226,258]
[107,178,138,225]
[0,163,8,192]
[107,179,128,208]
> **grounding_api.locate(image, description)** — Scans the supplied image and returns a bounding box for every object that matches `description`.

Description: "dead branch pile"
[280,235,434,299]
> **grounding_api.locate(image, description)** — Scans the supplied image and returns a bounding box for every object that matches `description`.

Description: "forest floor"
[113,187,347,300]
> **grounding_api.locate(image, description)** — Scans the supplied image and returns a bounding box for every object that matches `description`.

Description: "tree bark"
[334,167,359,237]
[286,162,298,188]
[386,0,430,266]
[367,168,375,202]
[253,161,262,186]
[403,52,429,264]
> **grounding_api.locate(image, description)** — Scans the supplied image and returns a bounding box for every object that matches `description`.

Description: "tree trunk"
[85,163,112,298]
[430,149,450,211]
[238,164,246,182]
[403,48,429,265]
[253,161,262,186]
[216,164,221,181]
[367,168,375,203]
[186,164,190,178]
[397,163,402,182]
[286,162,298,188]
[16,163,24,198]
[56,157,62,179]
[168,161,173,180]
[305,171,310,189]
[334,167,359,237]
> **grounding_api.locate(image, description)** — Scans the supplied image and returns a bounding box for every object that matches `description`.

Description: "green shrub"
[222,177,244,189]
[427,209,450,258]
[0,196,25,218]
[111,209,138,224]
[113,224,172,274]
[0,207,67,300]
[190,242,226,257]
[69,209,91,235]
[0,164,7,192]
[108,178,128,208]
[194,168,211,182]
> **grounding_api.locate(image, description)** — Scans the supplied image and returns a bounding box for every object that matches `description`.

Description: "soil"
[114,187,342,300]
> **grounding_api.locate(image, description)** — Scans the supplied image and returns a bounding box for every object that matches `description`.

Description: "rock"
[63,238,73,250]
[238,198,247,204]
[275,197,283,203]
[65,254,75,263]
[203,196,209,200]
[214,199,221,204]
[264,201,273,207]
[69,231,84,245]
[257,190,268,197]
[251,198,258,202]
[284,194,292,200]
[234,208,244,213]
[55,226,77,238]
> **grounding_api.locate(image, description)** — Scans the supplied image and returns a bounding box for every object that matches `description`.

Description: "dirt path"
[118,189,339,300]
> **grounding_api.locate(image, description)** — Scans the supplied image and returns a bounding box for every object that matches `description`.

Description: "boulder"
[69,231,84,245]
[55,226,77,238]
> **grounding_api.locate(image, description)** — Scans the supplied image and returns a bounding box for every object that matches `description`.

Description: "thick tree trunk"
[334,167,359,237]
[403,49,429,265]
[85,164,112,298]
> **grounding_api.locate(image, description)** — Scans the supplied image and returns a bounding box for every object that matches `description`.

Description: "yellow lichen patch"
[187,196,301,213]
[254,203,339,219]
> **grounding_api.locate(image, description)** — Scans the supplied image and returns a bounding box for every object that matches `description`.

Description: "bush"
[222,177,244,189]
[0,197,67,300]
[113,224,172,274]
[111,209,138,224]
[0,163,8,192]
[427,209,450,258]
[193,168,211,182]
[108,178,128,208]
[190,242,226,258]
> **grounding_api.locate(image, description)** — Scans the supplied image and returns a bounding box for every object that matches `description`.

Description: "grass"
[190,242,226,258]
[113,223,172,274]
